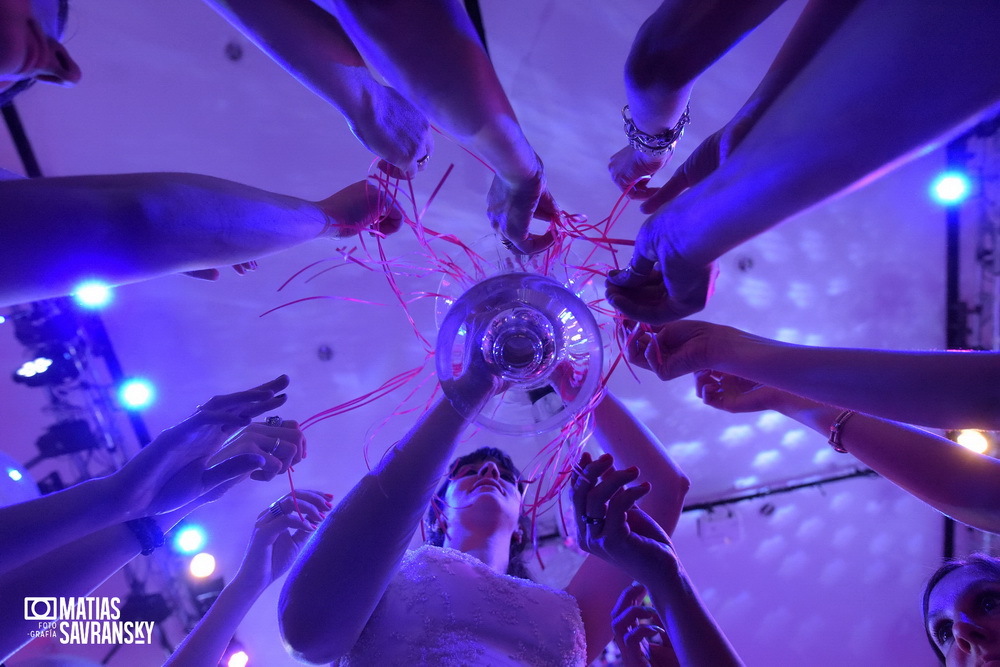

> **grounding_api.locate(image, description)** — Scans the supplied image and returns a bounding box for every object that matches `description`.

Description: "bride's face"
[442,457,524,531]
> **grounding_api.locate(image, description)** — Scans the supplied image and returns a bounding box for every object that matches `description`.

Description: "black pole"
[1,102,43,178]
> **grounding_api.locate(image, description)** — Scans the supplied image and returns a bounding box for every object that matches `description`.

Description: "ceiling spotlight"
[12,345,79,387]
[227,650,250,667]
[173,525,207,555]
[955,429,990,454]
[118,379,156,410]
[72,281,113,309]
[930,171,971,205]
[189,552,217,579]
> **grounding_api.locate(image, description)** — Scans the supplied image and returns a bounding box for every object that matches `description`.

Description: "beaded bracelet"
[622,104,691,157]
[127,517,165,556]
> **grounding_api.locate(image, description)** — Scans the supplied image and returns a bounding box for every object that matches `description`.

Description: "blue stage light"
[118,379,155,409]
[173,525,207,554]
[930,171,971,205]
[72,281,113,309]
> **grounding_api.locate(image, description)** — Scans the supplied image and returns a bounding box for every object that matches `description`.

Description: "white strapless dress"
[337,545,587,666]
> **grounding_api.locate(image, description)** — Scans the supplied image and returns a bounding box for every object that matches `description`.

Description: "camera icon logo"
[24,598,58,621]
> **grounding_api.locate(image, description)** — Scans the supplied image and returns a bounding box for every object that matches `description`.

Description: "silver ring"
[268,502,285,517]
[265,416,282,427]
[416,155,430,168]
[269,438,281,455]
[627,256,656,277]
[501,238,515,250]
[583,515,604,526]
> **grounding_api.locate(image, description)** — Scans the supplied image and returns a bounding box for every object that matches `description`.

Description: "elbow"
[278,592,350,664]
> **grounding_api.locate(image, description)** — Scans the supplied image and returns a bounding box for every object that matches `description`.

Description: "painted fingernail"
[323,493,334,499]
[274,393,287,400]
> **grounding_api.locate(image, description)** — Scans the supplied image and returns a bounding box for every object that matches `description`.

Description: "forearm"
[592,394,689,533]
[646,559,743,667]
[776,395,1000,533]
[732,0,860,130]
[206,0,376,121]
[327,0,537,182]
[0,477,125,575]
[655,0,1000,268]
[0,508,187,661]
[711,334,1000,429]
[164,578,260,667]
[0,172,329,306]
[280,395,477,662]
[625,0,784,133]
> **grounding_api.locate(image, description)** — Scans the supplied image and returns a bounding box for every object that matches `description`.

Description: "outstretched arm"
[205,0,432,176]
[627,320,1000,430]
[572,463,742,666]
[164,491,327,667]
[279,372,495,663]
[696,370,1000,534]
[0,376,291,575]
[608,0,1000,322]
[0,174,400,307]
[638,0,861,209]
[565,393,690,663]
[611,0,785,197]
[323,0,553,252]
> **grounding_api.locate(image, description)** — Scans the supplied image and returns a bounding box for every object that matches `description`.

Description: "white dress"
[338,545,587,666]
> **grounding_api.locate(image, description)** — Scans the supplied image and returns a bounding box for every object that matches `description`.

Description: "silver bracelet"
[828,410,856,453]
[622,104,690,157]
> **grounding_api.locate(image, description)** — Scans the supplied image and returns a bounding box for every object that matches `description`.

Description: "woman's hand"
[486,166,558,255]
[570,453,677,586]
[609,145,673,201]
[350,84,433,179]
[109,375,289,518]
[317,180,404,239]
[209,418,306,482]
[613,583,679,667]
[694,370,784,413]
[232,490,331,594]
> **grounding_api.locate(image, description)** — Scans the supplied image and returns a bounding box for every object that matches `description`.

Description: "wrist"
[95,474,143,522]
[477,122,540,185]
[226,570,269,602]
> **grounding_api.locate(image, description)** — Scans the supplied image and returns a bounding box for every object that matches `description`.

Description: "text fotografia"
[24,597,155,645]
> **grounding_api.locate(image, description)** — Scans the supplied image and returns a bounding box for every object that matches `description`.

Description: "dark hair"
[922,553,1000,663]
[425,446,533,580]
[0,0,71,108]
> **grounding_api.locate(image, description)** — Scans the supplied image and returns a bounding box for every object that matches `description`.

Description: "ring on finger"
[268,502,285,518]
[417,155,430,168]
[583,515,605,527]
[265,415,282,427]
[269,438,281,455]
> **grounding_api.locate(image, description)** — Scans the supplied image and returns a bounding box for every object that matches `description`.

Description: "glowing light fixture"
[173,526,207,555]
[930,171,971,205]
[12,346,78,387]
[956,429,989,454]
[118,379,155,409]
[72,281,113,309]
[189,552,217,579]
